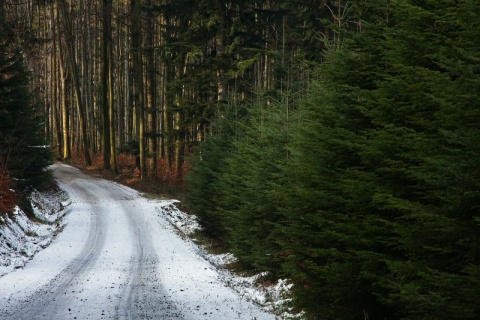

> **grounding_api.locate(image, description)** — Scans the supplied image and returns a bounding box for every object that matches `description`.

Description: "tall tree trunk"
[107,0,117,173]
[163,61,173,170]
[131,0,145,178]
[51,3,62,158]
[58,0,91,166]
[60,62,71,160]
[101,0,112,170]
[173,50,187,179]
[43,5,51,143]
[215,0,227,103]
[83,0,96,154]
[56,2,71,160]
[146,0,157,175]
[174,99,184,178]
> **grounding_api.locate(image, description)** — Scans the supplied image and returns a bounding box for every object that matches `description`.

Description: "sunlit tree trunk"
[54,2,71,160]
[146,0,157,175]
[58,0,91,165]
[60,63,71,160]
[50,3,62,158]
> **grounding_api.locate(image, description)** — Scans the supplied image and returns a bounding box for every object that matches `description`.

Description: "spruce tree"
[187,90,296,275]
[368,1,480,318]
[186,108,237,238]
[186,1,480,318]
[0,9,52,192]
[282,0,480,318]
[280,42,385,318]
[217,93,293,273]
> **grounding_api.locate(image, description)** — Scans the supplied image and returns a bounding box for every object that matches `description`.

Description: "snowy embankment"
[158,201,297,317]
[0,188,69,277]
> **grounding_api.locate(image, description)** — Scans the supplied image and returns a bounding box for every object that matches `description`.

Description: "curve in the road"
[0,164,277,320]
[4,179,107,320]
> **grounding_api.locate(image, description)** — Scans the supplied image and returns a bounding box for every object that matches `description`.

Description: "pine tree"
[368,1,480,318]
[186,1,480,318]
[187,89,296,275]
[186,108,237,238]
[281,0,480,318]
[280,42,386,318]
[0,9,52,192]
[217,93,293,273]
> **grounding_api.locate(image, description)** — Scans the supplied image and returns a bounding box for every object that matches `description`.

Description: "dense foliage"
[0,8,52,210]
[187,0,480,318]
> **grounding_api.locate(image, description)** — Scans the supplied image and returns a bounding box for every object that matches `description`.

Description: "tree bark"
[58,0,91,166]
[101,0,112,170]
[146,0,157,175]
[60,62,71,160]
[107,0,117,173]
[55,2,71,160]
[215,0,227,103]
[131,0,145,178]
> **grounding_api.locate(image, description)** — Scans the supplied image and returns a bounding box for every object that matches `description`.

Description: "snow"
[0,188,68,277]
[0,164,297,319]
[156,200,297,317]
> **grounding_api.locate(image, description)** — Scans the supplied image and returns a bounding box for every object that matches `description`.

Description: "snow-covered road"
[0,164,276,319]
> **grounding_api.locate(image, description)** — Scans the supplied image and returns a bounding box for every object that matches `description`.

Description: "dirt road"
[0,164,275,320]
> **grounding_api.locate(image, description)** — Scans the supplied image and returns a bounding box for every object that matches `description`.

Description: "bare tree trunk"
[107,0,117,173]
[131,0,145,178]
[163,62,173,170]
[84,0,96,154]
[172,15,189,179]
[101,0,112,170]
[58,0,91,166]
[42,4,51,143]
[60,62,71,160]
[146,0,157,176]
[51,3,62,158]
[55,2,71,160]
[215,0,227,103]
[173,98,183,178]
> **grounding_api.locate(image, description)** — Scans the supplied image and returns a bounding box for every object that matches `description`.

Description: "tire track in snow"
[2,179,107,320]
[107,184,182,319]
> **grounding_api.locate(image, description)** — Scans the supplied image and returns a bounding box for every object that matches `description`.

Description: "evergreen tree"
[187,89,297,275]
[282,0,480,318]
[281,42,385,318]
[186,107,238,238]
[217,93,293,273]
[368,1,480,318]
[186,1,480,318]
[0,9,52,192]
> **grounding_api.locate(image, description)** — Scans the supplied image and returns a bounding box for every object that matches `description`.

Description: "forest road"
[0,164,275,320]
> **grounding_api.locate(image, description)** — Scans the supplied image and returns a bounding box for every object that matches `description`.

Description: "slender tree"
[101,0,112,170]
[145,0,157,175]
[108,10,117,173]
[131,0,145,178]
[58,0,91,166]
